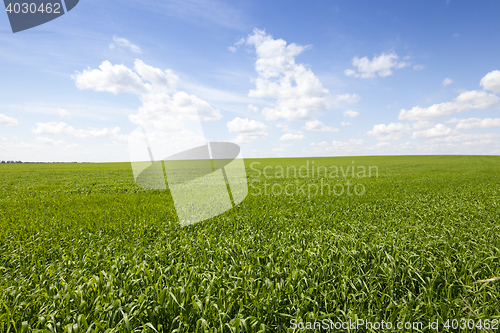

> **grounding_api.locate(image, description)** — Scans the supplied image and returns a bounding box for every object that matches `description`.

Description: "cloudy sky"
[1,0,500,162]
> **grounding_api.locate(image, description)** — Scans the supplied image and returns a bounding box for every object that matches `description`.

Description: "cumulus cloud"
[344,52,407,78]
[412,124,455,139]
[276,123,292,132]
[367,122,411,141]
[244,29,329,121]
[73,60,221,131]
[310,141,329,147]
[310,139,364,154]
[227,117,267,133]
[480,70,500,93]
[74,61,148,95]
[341,122,350,126]
[109,36,142,54]
[32,121,123,139]
[343,110,359,118]
[412,120,435,130]
[413,65,425,71]
[442,78,453,87]
[0,113,18,126]
[227,117,268,143]
[399,90,499,121]
[448,117,500,129]
[334,93,360,104]
[425,133,500,144]
[280,133,305,141]
[133,60,178,92]
[303,120,338,133]
[330,139,364,151]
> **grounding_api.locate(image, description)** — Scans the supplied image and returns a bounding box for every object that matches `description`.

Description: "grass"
[0,155,499,332]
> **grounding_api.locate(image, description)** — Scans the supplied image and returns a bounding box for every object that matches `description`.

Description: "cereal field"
[0,156,499,332]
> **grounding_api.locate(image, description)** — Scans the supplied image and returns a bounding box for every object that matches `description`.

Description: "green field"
[1,156,499,332]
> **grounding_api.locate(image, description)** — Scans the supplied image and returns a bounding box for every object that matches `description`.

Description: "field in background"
[1,156,499,332]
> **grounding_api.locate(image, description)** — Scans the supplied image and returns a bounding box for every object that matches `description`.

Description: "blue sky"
[1,0,500,162]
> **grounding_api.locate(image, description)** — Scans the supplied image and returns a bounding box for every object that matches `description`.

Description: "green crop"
[0,156,499,332]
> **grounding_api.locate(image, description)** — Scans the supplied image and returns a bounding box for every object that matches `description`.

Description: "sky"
[1,0,500,162]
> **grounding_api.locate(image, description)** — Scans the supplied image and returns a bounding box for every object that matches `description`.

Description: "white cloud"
[247,104,259,113]
[0,113,18,126]
[74,60,221,131]
[480,70,500,93]
[412,120,435,130]
[245,29,329,121]
[280,133,305,141]
[74,61,149,95]
[455,90,500,109]
[462,140,494,147]
[374,142,391,148]
[311,139,364,154]
[413,65,425,71]
[412,124,454,139]
[227,117,268,143]
[32,121,123,139]
[57,108,70,119]
[311,141,329,147]
[36,137,65,146]
[303,120,338,133]
[425,133,500,144]
[442,78,453,87]
[329,139,364,151]
[344,52,407,78]
[130,90,221,130]
[272,143,292,152]
[399,90,499,121]
[227,117,267,133]
[367,123,411,141]
[229,37,245,52]
[109,36,142,54]
[344,69,357,77]
[276,123,292,132]
[341,122,350,126]
[277,122,308,141]
[448,117,500,129]
[334,93,360,104]
[134,60,178,92]
[343,110,359,118]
